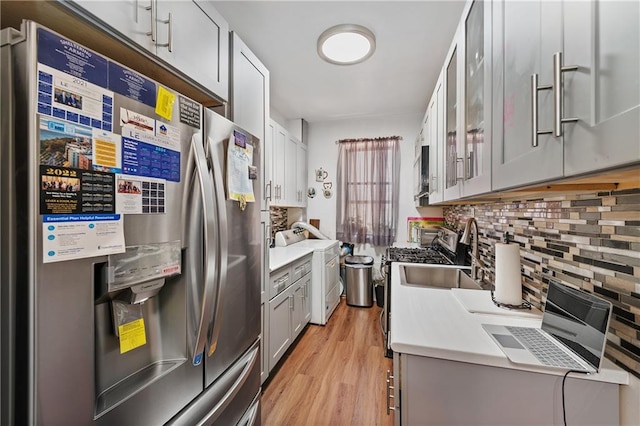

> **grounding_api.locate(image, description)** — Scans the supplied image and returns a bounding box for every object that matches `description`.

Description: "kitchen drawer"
[269,266,291,300]
[291,255,312,283]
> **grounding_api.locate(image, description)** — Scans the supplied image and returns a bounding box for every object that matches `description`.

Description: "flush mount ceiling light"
[317,24,376,65]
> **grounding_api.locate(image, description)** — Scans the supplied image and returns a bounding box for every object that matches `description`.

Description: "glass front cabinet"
[441,0,492,202]
[461,0,492,197]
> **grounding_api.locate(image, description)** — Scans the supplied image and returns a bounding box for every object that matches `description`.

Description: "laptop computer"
[483,281,612,373]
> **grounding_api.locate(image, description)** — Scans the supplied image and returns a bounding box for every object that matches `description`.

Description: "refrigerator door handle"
[182,135,218,366]
[205,136,229,357]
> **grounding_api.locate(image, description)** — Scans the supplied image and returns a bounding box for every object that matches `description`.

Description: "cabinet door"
[230,32,270,210]
[492,0,563,191]
[443,29,463,201]
[562,0,640,175]
[284,135,298,205]
[265,121,274,205]
[272,122,287,204]
[413,130,423,206]
[460,0,492,197]
[157,1,229,100]
[70,1,156,52]
[268,287,292,372]
[292,281,305,339]
[296,141,308,207]
[302,275,312,324]
[429,72,445,204]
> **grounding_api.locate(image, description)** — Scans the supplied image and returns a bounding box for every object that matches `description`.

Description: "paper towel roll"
[494,243,522,305]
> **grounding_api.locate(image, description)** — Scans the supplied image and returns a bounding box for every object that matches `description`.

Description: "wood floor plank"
[262,299,394,426]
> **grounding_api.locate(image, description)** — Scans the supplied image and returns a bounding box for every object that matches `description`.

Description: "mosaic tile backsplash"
[444,188,640,378]
[270,207,288,239]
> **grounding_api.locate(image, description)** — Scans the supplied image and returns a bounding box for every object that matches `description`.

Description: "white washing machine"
[274,230,341,325]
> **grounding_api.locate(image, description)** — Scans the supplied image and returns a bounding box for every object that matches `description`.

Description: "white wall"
[306,113,443,267]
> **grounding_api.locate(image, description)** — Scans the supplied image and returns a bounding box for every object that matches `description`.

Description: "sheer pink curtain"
[335,137,401,246]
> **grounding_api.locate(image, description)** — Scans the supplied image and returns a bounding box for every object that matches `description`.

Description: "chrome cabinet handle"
[289,294,294,310]
[530,74,553,147]
[386,370,395,414]
[157,12,173,52]
[455,157,465,182]
[553,52,578,137]
[265,181,272,202]
[145,0,156,42]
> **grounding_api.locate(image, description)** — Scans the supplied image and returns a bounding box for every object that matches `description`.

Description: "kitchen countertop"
[389,262,629,385]
[269,246,314,272]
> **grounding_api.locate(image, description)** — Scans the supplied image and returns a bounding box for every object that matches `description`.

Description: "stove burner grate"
[385,247,452,265]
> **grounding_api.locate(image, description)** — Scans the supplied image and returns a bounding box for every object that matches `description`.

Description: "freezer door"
[166,340,261,426]
[202,110,261,387]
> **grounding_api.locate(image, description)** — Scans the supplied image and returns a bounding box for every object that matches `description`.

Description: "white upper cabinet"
[229,32,270,210]
[284,135,298,205]
[428,71,445,205]
[492,0,639,191]
[69,0,155,51]
[491,0,563,191]
[163,1,229,101]
[460,0,492,197]
[296,141,308,207]
[68,0,229,101]
[443,27,463,201]
[268,119,306,208]
[270,120,287,205]
[562,0,640,176]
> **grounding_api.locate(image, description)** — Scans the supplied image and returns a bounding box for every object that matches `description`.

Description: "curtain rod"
[335,136,403,144]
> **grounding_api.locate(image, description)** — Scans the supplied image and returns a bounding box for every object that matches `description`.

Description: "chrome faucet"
[460,217,483,281]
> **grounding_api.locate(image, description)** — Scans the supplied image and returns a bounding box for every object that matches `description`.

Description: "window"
[335,137,401,246]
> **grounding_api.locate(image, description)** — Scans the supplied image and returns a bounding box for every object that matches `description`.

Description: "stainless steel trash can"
[345,255,374,307]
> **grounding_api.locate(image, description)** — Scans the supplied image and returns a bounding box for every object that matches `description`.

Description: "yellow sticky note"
[155,86,175,121]
[118,318,147,354]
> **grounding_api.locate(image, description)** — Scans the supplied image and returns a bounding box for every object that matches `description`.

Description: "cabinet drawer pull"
[530,73,553,147]
[386,369,395,414]
[553,52,579,137]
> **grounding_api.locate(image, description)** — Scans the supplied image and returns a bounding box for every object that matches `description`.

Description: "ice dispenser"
[101,241,182,303]
[94,241,183,418]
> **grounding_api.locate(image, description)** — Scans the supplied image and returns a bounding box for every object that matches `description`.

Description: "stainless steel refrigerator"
[1,21,261,426]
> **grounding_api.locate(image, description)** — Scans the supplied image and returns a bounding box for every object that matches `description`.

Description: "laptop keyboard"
[506,326,585,370]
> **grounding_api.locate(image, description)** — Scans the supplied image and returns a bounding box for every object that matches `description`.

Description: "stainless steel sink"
[399,264,481,290]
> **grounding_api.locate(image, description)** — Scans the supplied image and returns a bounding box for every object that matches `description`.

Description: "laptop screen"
[541,282,612,370]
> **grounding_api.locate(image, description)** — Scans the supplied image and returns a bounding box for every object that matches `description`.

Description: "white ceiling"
[212,1,467,123]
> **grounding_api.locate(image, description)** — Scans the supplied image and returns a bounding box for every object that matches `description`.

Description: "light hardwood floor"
[261,299,394,426]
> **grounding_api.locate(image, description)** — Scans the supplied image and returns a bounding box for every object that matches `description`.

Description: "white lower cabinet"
[268,261,312,373]
[268,285,293,371]
[391,352,619,425]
